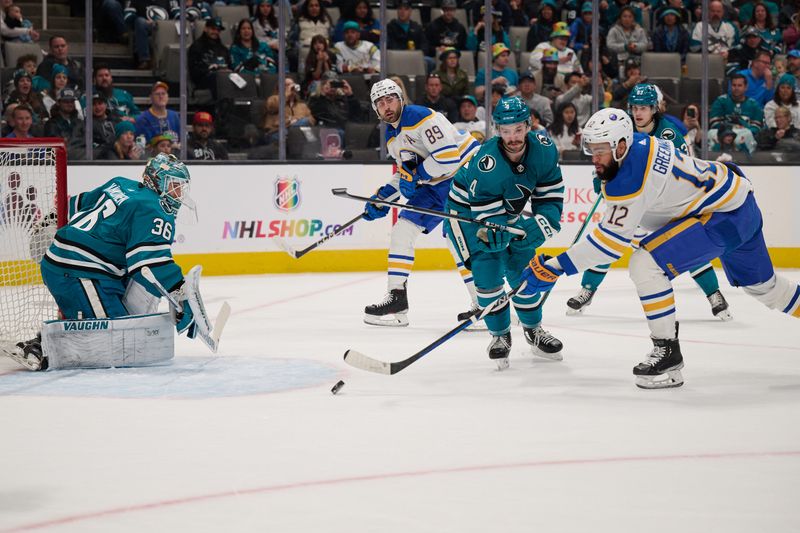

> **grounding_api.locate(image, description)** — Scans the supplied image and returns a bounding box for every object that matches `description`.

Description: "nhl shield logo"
[274,176,301,212]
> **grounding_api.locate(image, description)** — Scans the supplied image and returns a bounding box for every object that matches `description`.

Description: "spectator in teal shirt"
[230,18,277,75]
[475,43,518,101]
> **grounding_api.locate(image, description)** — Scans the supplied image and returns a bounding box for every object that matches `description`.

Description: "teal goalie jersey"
[43,177,183,294]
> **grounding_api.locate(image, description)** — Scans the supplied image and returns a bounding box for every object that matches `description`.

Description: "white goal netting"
[0,142,64,356]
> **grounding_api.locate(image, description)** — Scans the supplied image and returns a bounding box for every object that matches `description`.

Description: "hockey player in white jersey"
[362,79,481,326]
[519,108,800,389]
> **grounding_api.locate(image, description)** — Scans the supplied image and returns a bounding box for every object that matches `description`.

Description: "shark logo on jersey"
[274,177,301,212]
[504,184,532,215]
[478,155,496,172]
[536,133,552,146]
[662,129,676,141]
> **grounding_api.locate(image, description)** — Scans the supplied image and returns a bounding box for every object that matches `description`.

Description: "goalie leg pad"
[41,313,174,370]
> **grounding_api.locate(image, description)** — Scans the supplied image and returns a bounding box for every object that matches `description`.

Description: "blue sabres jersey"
[43,177,183,294]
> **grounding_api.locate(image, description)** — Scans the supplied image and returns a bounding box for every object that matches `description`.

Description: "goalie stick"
[344,284,526,375]
[141,267,231,353]
[331,188,527,238]
[275,213,365,259]
[343,193,605,375]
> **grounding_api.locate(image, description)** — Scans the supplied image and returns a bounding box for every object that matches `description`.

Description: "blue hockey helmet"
[143,153,193,215]
[492,96,531,126]
[627,83,659,113]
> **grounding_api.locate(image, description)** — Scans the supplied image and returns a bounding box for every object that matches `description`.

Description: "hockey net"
[0,139,66,356]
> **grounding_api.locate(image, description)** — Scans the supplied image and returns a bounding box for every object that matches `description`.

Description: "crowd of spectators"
[1,0,800,162]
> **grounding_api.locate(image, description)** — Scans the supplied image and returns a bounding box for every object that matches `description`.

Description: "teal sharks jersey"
[449,131,564,230]
[43,177,183,295]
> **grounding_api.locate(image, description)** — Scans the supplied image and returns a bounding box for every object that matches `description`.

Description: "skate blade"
[635,369,684,389]
[2,349,43,371]
[714,309,733,322]
[364,314,409,327]
[530,346,563,361]
[565,306,586,316]
[493,357,510,371]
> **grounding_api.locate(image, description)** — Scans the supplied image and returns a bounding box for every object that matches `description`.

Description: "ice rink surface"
[1,269,799,532]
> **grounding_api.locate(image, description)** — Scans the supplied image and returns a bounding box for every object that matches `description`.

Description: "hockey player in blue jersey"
[361,79,482,327]
[565,83,732,321]
[11,154,200,370]
[521,108,800,388]
[446,96,565,370]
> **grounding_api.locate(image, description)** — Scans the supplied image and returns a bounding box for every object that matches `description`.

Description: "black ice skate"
[364,282,409,327]
[523,326,563,361]
[633,326,684,389]
[4,333,46,371]
[457,303,488,331]
[487,332,512,370]
[707,290,732,321]
[566,287,596,316]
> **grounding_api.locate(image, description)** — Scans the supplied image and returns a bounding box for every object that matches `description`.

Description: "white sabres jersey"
[563,133,753,273]
[386,104,481,186]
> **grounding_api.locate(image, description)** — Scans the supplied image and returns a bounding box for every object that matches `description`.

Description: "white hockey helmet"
[370,78,404,115]
[582,108,634,162]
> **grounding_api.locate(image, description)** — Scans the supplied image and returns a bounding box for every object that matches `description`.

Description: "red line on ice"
[4,450,800,532]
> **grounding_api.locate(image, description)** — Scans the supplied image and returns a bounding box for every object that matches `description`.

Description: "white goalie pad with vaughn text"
[41,313,174,370]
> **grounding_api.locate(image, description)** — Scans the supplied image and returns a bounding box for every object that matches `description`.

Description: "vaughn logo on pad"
[63,321,110,331]
[274,177,301,212]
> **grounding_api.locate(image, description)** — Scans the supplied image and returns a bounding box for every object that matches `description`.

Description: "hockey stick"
[275,212,365,259]
[331,188,527,237]
[141,267,231,353]
[343,284,525,375]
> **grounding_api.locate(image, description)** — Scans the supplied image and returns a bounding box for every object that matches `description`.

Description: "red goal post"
[0,138,67,357]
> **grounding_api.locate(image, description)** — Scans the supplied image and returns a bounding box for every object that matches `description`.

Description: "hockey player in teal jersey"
[446,96,565,370]
[12,154,199,370]
[566,83,732,321]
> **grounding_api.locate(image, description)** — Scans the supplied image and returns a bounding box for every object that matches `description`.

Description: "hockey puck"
[331,380,345,395]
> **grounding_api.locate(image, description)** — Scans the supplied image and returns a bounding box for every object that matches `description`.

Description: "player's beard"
[596,158,620,182]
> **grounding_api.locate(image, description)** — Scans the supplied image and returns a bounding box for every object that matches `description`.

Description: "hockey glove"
[363,183,398,221]
[398,162,421,199]
[171,285,197,338]
[509,214,556,254]
[520,254,563,296]
[476,227,513,253]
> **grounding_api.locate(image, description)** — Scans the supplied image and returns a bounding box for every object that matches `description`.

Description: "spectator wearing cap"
[530,22,581,75]
[45,89,86,159]
[416,73,458,122]
[709,73,763,153]
[568,2,594,53]
[387,0,427,54]
[308,74,362,132]
[135,81,181,145]
[518,72,554,127]
[738,49,775,106]
[475,43,518,101]
[470,0,513,32]
[99,121,145,160]
[741,2,782,55]
[607,6,649,68]
[424,0,467,58]
[231,18,277,75]
[90,93,117,152]
[532,48,566,100]
[262,76,316,144]
[435,47,469,99]
[41,64,77,118]
[332,0,380,44]
[787,50,800,99]
[188,17,232,98]
[757,105,800,151]
[4,105,34,139]
[764,74,800,128]
[453,95,488,142]
[37,36,85,89]
[333,20,380,74]
[725,27,768,76]
[466,6,509,53]
[149,131,176,156]
[3,70,48,124]
[690,0,737,59]
[555,72,593,126]
[651,8,690,62]
[84,64,140,123]
[188,112,229,160]
[526,0,558,51]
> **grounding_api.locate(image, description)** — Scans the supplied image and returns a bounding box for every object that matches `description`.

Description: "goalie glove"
[170,284,197,338]
[520,254,563,296]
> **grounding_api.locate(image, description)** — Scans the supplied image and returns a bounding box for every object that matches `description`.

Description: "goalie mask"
[143,153,194,215]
